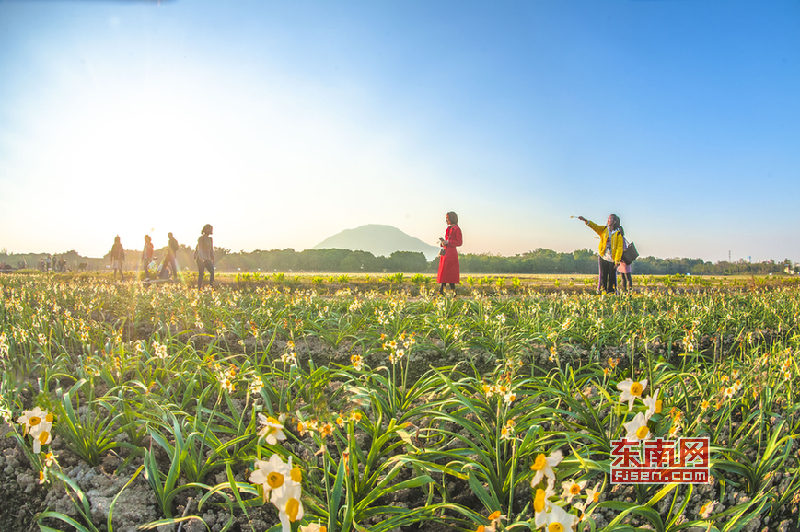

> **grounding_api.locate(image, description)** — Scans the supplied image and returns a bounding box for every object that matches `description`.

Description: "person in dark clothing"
[142,235,155,280]
[164,232,180,280]
[194,224,215,289]
[110,236,125,281]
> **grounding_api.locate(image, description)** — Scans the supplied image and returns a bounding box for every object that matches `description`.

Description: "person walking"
[194,224,215,289]
[165,232,180,280]
[437,211,462,295]
[577,214,623,294]
[109,236,125,281]
[142,235,155,280]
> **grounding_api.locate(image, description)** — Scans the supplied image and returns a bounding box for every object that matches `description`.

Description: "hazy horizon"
[2,1,799,263]
[0,222,788,264]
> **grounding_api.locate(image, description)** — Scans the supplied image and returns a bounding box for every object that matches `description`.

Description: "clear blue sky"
[1,0,799,262]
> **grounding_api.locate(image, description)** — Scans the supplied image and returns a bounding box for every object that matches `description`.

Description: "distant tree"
[387,251,428,272]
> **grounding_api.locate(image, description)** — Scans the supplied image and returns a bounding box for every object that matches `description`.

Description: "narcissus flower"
[624,412,651,443]
[617,378,648,410]
[533,478,556,528]
[33,428,52,453]
[561,479,587,503]
[272,474,304,532]
[585,484,601,505]
[544,503,577,532]
[500,419,517,441]
[699,500,714,519]
[722,386,735,399]
[219,376,235,394]
[299,525,327,532]
[17,407,52,437]
[250,454,292,503]
[258,413,287,446]
[248,375,264,395]
[530,449,562,486]
[643,388,662,417]
[575,483,602,512]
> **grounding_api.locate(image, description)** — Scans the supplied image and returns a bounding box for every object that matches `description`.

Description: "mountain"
[313,225,441,260]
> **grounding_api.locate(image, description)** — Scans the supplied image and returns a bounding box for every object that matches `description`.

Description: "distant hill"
[313,225,441,260]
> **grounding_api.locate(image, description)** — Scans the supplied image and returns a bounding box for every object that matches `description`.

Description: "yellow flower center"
[286,497,300,522]
[488,511,501,520]
[636,425,649,439]
[592,492,599,502]
[534,489,546,513]
[29,416,41,426]
[476,527,485,532]
[570,484,581,495]
[531,454,547,471]
[267,471,284,489]
[655,400,663,414]
[39,431,50,444]
[630,382,643,397]
[549,524,564,532]
[45,413,54,422]
[291,467,302,482]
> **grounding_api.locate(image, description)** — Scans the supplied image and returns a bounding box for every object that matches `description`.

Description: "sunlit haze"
[2,1,799,262]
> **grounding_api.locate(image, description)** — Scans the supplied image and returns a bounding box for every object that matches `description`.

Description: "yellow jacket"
[587,220,624,262]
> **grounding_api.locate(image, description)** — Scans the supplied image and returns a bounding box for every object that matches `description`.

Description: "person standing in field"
[142,235,155,280]
[437,211,462,295]
[578,214,623,294]
[166,232,180,280]
[617,227,633,292]
[110,236,125,281]
[194,224,215,289]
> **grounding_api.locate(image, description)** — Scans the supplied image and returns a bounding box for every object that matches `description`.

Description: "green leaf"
[468,470,501,514]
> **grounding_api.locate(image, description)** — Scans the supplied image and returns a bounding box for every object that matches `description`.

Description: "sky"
[1,0,799,262]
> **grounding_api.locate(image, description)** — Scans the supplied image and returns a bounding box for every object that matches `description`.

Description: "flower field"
[1,273,799,532]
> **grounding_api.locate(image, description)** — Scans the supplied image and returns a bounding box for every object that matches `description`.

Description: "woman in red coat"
[437,211,462,295]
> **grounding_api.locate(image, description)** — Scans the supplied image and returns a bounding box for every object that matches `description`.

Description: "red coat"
[437,224,462,284]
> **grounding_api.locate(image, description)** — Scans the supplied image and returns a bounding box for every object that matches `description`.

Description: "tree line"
[1,247,790,276]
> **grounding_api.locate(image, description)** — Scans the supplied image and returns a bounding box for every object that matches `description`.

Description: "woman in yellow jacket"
[578,214,623,294]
